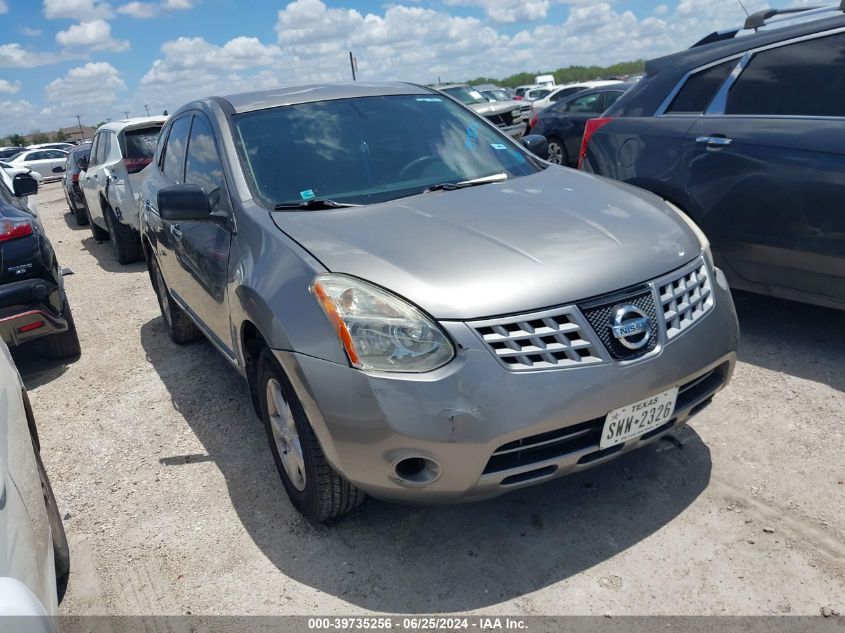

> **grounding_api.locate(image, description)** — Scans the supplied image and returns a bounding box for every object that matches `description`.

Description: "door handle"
[696,136,733,147]
[170,224,183,240]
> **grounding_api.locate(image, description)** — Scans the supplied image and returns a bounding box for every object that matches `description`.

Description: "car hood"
[467,101,520,116]
[270,168,701,320]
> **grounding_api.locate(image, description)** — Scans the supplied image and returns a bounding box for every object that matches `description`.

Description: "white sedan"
[7,149,68,179]
[530,80,624,114]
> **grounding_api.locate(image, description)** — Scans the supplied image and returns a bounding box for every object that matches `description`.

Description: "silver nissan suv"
[138,83,739,523]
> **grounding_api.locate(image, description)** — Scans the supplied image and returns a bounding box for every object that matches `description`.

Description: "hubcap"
[154,265,172,325]
[266,378,306,491]
[548,142,564,165]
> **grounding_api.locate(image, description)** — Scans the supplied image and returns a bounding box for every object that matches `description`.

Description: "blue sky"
[0,0,772,136]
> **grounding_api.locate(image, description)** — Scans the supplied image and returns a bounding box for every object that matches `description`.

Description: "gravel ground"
[13,182,845,617]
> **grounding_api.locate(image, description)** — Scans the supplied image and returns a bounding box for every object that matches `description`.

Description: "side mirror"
[158,184,212,222]
[12,173,38,197]
[521,134,549,160]
[52,165,66,174]
[77,156,88,171]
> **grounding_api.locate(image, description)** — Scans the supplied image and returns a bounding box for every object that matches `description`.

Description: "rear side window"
[666,60,736,114]
[565,92,603,113]
[161,115,192,182]
[603,91,625,109]
[726,33,845,117]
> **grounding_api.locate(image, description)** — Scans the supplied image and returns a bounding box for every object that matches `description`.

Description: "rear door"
[164,113,235,357]
[684,30,845,305]
[82,132,113,225]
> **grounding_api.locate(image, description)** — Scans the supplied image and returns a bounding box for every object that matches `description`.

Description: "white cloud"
[117,1,159,18]
[45,62,126,120]
[0,79,21,94]
[0,43,61,68]
[161,0,194,9]
[442,0,551,23]
[56,20,130,52]
[22,27,44,37]
[43,0,113,20]
[0,1,8,14]
[654,4,669,14]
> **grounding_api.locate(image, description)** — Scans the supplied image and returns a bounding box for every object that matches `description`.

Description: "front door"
[162,113,235,357]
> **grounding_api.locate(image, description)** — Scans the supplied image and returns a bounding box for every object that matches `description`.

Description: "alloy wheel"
[548,141,564,165]
[266,378,306,491]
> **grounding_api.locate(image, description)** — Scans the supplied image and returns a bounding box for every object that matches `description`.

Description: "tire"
[104,204,142,264]
[43,301,81,360]
[546,136,569,166]
[85,200,109,241]
[73,200,88,226]
[257,348,365,523]
[34,448,70,590]
[148,256,201,344]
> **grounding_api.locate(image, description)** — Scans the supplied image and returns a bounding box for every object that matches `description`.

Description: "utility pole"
[124,111,130,119]
[349,51,356,81]
[144,104,151,116]
[75,114,85,141]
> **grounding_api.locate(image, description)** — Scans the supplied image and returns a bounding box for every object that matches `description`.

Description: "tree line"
[466,60,645,88]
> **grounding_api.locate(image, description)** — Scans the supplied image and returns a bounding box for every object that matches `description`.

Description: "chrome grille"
[658,259,714,338]
[470,307,604,371]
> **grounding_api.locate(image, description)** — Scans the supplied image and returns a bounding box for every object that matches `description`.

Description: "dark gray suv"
[139,83,738,523]
[580,6,845,311]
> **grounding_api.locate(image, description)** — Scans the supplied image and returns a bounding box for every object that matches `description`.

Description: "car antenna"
[736,0,750,18]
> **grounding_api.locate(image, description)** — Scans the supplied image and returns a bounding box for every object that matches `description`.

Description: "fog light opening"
[393,456,440,486]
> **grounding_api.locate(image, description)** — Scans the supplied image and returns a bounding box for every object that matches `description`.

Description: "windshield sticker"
[464,126,479,150]
[415,97,442,102]
[490,143,508,150]
[300,189,316,201]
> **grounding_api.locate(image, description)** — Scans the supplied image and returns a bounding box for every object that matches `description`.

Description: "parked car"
[79,116,167,264]
[27,143,75,152]
[480,88,512,102]
[7,150,68,180]
[53,146,91,226]
[0,147,25,161]
[530,83,633,167]
[513,84,541,100]
[530,80,624,115]
[0,339,69,618]
[139,82,738,523]
[0,169,81,359]
[1,161,44,184]
[437,84,524,138]
[580,6,845,311]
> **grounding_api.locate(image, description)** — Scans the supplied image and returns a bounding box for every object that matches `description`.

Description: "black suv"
[0,171,81,358]
[580,6,845,311]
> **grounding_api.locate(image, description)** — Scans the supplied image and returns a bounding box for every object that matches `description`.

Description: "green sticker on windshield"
[300,189,316,200]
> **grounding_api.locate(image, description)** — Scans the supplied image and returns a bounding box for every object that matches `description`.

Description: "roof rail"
[691,1,845,47]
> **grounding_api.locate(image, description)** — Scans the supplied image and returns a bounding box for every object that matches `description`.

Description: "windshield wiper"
[273,199,360,211]
[424,173,508,193]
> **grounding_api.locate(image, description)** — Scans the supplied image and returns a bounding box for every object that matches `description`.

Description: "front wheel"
[256,348,365,523]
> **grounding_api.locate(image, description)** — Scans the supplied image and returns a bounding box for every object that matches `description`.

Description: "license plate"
[600,387,678,449]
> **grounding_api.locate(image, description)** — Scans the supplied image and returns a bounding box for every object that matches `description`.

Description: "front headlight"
[664,200,714,268]
[310,274,455,373]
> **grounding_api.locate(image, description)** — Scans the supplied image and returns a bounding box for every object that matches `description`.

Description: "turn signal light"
[0,219,33,242]
[578,117,614,170]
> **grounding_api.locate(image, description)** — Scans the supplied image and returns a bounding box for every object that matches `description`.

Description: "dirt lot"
[14,181,845,617]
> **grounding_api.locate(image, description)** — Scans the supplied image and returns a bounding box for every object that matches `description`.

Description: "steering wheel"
[397,155,443,180]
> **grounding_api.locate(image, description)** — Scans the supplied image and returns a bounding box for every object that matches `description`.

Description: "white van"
[535,74,556,87]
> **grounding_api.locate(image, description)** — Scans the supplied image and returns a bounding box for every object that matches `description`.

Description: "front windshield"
[234,94,543,208]
[485,90,510,102]
[440,86,486,105]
